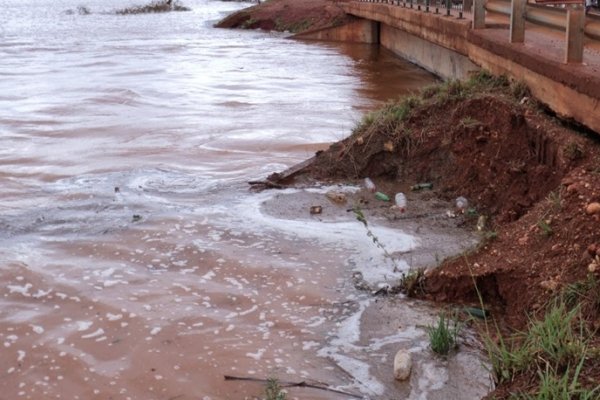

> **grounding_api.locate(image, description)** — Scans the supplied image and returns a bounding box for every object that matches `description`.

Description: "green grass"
[516,356,600,400]
[526,302,584,369]
[546,190,563,211]
[264,377,287,400]
[464,251,600,398]
[482,300,600,399]
[349,71,529,160]
[427,313,460,356]
[537,219,553,237]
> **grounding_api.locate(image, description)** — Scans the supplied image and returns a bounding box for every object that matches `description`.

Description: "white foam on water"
[245,348,266,361]
[317,298,387,396]
[408,361,450,400]
[76,321,93,331]
[150,327,161,336]
[81,329,104,339]
[207,187,417,287]
[30,325,44,334]
[106,313,123,321]
[7,284,33,297]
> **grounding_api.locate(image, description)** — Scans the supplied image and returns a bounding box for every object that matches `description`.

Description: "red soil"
[216,0,351,32]
[270,77,600,398]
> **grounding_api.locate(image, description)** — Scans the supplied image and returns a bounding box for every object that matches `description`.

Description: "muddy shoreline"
[217,0,600,397]
[263,74,600,397]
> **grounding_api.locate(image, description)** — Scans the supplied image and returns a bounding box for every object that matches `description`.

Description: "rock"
[393,349,412,381]
[540,279,558,291]
[325,191,347,204]
[585,202,600,215]
[566,183,580,194]
[518,234,529,246]
[384,141,395,152]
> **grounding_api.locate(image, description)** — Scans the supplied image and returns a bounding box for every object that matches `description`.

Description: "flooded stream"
[0,0,491,398]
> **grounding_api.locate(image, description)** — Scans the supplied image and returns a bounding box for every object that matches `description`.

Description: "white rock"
[393,349,412,381]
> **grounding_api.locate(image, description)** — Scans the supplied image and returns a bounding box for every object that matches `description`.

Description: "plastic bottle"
[394,192,407,213]
[410,182,433,191]
[455,196,468,212]
[375,192,390,202]
[364,177,376,192]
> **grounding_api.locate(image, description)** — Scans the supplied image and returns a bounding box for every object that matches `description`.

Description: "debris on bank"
[262,71,600,398]
[115,0,190,15]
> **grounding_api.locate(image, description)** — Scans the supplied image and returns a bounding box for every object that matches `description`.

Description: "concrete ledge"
[342,3,473,55]
[469,44,600,131]
[293,17,380,43]
[468,29,600,100]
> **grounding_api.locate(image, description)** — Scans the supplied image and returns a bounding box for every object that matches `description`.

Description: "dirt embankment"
[215,0,351,33]
[266,73,600,398]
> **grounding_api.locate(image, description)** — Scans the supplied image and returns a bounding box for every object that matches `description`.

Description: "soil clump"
[215,0,351,33]
[264,73,600,398]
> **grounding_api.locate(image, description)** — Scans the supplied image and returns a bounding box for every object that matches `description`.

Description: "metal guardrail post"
[473,0,486,28]
[426,0,430,11]
[446,0,451,15]
[463,0,473,12]
[510,0,526,42]
[565,5,584,63]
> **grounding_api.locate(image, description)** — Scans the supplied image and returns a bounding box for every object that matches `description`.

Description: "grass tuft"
[427,313,460,356]
[264,377,287,400]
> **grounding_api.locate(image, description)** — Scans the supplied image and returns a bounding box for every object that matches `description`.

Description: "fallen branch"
[223,375,363,398]
[247,180,286,189]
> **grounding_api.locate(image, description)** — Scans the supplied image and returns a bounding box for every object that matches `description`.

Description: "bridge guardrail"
[355,0,596,63]
[357,0,470,17]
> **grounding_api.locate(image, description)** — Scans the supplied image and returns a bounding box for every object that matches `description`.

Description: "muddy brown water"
[0,1,491,399]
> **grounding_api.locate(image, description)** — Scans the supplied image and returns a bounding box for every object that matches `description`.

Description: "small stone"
[356,136,364,145]
[384,141,395,152]
[518,234,529,246]
[589,257,599,273]
[393,349,412,381]
[588,244,598,257]
[540,280,558,291]
[566,183,580,194]
[561,177,575,186]
[309,206,322,215]
[585,202,600,215]
[325,191,347,204]
[588,263,597,273]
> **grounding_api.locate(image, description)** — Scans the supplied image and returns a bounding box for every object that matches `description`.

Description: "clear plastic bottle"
[394,192,407,212]
[455,196,468,212]
[364,177,376,192]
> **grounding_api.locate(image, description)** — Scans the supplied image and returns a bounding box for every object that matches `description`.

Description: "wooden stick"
[223,375,363,398]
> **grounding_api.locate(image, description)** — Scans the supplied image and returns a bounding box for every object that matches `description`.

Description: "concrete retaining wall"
[294,18,380,44]
[380,24,480,79]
